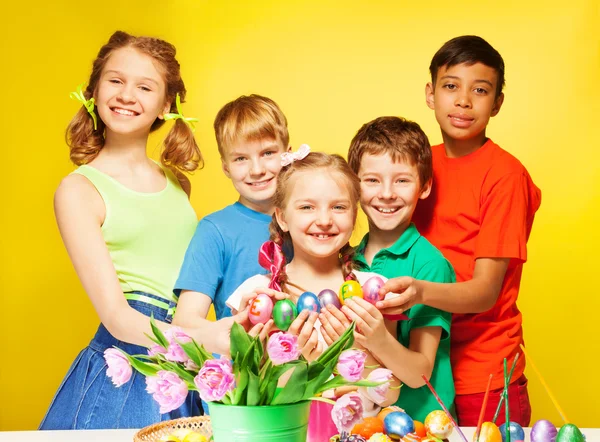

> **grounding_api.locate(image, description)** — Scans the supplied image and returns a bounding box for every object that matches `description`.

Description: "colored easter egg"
[368,434,393,442]
[531,419,558,442]
[376,405,405,423]
[272,299,297,331]
[477,422,502,442]
[352,417,385,439]
[362,276,385,305]
[499,422,525,442]
[346,435,367,442]
[318,289,342,309]
[297,291,321,313]
[424,410,453,439]
[400,432,422,442]
[556,424,585,442]
[413,421,426,438]
[383,411,414,439]
[247,294,274,325]
[339,280,363,305]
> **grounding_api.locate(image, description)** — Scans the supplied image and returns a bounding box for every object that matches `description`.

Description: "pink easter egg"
[248,294,273,325]
[362,276,385,306]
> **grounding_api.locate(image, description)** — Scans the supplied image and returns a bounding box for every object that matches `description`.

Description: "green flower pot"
[208,401,311,441]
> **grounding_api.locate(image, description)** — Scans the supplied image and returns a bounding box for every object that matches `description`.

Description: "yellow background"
[1,0,598,431]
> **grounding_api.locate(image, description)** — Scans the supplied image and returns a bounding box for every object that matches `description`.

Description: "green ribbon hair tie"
[163,93,198,132]
[69,83,98,130]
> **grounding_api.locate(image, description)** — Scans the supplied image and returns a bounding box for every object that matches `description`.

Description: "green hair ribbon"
[164,93,198,132]
[69,83,98,130]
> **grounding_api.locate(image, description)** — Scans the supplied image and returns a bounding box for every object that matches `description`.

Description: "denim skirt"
[39,292,202,429]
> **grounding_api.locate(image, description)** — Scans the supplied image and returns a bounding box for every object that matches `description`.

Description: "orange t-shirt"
[413,139,541,395]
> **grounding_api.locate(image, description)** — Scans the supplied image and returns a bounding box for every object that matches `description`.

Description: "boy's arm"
[172,218,230,352]
[378,258,509,314]
[369,326,442,389]
[173,290,214,327]
[380,170,534,314]
[369,259,453,387]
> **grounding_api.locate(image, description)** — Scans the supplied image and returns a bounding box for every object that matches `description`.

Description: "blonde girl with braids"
[41,31,252,430]
[226,149,401,399]
[227,150,400,440]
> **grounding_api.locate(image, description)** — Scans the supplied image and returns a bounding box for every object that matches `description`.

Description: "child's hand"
[248,318,275,343]
[235,287,289,315]
[287,310,323,362]
[319,304,352,346]
[342,297,390,351]
[376,277,423,315]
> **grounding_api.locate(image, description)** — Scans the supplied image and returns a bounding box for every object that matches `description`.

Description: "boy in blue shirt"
[172,95,290,355]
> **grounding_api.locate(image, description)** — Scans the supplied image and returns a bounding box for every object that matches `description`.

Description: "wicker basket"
[134,416,212,441]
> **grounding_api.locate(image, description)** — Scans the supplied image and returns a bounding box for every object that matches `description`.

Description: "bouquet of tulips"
[104,317,389,434]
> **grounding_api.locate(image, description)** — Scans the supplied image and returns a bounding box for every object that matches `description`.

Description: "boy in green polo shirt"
[347,116,456,421]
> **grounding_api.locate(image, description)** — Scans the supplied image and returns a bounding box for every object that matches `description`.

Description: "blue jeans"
[39,292,202,429]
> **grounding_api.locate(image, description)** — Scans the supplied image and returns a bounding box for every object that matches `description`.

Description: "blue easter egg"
[383,411,414,438]
[297,291,321,313]
[318,289,342,309]
[500,422,525,442]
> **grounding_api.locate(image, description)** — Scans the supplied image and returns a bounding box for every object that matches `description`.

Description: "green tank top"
[73,163,197,302]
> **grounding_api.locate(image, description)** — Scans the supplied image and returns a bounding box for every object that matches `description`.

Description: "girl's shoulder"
[353,270,388,286]
[55,171,105,216]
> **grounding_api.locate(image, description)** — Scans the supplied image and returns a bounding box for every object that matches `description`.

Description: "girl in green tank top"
[41,31,208,430]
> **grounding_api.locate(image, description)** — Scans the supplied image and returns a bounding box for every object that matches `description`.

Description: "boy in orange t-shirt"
[378,35,541,426]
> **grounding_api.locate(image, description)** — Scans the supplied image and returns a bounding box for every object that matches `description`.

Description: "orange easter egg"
[413,421,426,438]
[377,406,405,422]
[352,416,385,438]
[477,422,502,442]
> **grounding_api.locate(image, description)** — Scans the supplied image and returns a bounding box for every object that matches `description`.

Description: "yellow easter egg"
[424,410,453,439]
[339,280,363,305]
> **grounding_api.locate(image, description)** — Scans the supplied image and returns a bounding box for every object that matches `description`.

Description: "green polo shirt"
[354,223,456,422]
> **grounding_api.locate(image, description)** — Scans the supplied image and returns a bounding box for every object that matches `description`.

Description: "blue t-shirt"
[174,202,272,319]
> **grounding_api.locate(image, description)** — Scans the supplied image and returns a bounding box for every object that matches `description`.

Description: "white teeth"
[377,208,398,213]
[312,234,332,239]
[114,108,136,116]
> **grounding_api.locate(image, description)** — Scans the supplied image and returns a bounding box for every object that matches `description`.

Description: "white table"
[1,427,598,441]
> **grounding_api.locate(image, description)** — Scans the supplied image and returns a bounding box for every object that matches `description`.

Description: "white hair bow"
[281,144,311,167]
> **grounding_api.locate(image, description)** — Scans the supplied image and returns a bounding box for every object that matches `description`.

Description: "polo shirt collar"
[355,223,422,267]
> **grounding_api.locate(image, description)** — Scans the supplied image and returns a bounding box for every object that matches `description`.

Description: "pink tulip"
[359,368,393,405]
[148,344,166,357]
[164,327,193,363]
[331,392,364,433]
[104,348,132,387]
[267,332,301,365]
[194,358,235,402]
[336,349,367,382]
[145,371,188,413]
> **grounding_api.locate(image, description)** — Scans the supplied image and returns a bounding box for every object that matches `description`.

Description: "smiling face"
[275,169,356,262]
[222,137,287,214]
[426,62,504,148]
[95,47,170,137]
[358,152,430,238]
